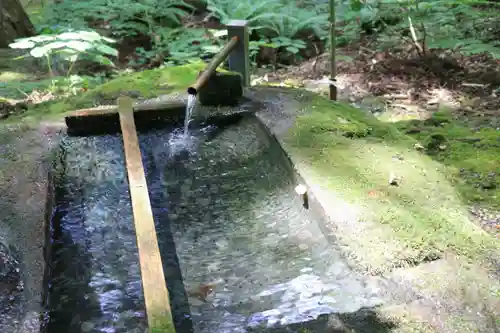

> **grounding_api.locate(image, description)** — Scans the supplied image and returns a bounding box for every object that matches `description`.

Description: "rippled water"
[139,114,384,333]
[44,135,147,333]
[45,113,383,333]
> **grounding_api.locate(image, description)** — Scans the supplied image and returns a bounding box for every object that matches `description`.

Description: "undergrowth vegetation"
[15,0,500,72]
[3,0,496,100]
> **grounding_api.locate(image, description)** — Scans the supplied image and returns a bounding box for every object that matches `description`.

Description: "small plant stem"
[408,15,424,56]
[46,54,54,77]
[66,58,77,77]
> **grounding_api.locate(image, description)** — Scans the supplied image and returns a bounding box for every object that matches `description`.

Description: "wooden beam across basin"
[64,98,186,136]
[117,96,174,332]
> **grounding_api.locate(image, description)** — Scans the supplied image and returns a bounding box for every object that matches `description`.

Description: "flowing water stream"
[184,94,198,137]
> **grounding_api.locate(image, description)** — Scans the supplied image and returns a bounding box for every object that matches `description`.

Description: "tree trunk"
[0,0,36,48]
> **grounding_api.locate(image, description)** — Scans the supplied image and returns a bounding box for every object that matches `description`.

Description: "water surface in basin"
[139,113,384,333]
[44,134,147,333]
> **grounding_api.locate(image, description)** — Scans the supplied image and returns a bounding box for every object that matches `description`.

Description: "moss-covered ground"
[279,90,499,332]
[396,111,499,209]
[2,62,207,123]
[284,91,498,267]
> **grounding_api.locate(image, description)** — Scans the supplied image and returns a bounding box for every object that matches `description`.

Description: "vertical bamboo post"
[227,20,250,88]
[329,0,337,101]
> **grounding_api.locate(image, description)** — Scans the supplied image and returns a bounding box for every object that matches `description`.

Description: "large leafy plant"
[42,0,193,36]
[134,28,226,66]
[347,0,500,58]
[265,4,329,54]
[9,30,118,77]
[205,0,288,32]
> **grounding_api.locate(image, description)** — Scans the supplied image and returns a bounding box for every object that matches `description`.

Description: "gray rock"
[197,71,243,107]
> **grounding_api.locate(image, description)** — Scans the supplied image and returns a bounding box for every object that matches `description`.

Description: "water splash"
[184,94,197,137]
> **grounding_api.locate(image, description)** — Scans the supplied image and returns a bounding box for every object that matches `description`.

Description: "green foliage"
[132,28,225,66]
[205,0,285,29]
[41,0,193,36]
[265,3,329,51]
[205,0,328,59]
[20,0,500,70]
[345,0,500,58]
[9,30,118,76]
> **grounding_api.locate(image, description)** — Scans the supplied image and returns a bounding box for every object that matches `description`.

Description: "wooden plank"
[66,99,185,118]
[117,97,175,333]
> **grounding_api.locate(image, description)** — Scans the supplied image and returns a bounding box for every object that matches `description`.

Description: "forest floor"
[262,38,500,236]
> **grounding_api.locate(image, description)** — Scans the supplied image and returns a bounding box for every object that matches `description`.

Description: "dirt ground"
[264,39,500,127]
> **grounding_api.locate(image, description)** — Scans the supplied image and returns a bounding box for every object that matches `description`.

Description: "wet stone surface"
[0,241,24,329]
[139,114,385,333]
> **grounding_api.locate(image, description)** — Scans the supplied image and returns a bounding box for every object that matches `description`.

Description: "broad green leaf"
[101,36,116,43]
[9,40,36,49]
[91,54,115,66]
[25,35,56,43]
[95,44,118,57]
[30,45,52,58]
[28,35,56,43]
[201,45,222,53]
[65,40,94,52]
[54,48,79,56]
[43,41,67,50]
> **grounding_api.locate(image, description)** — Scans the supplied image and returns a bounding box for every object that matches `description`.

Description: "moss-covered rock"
[197,71,243,107]
[7,62,210,123]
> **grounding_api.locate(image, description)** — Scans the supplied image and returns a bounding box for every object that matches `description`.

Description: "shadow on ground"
[248,307,397,333]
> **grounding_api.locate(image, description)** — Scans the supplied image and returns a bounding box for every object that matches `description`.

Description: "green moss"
[285,91,498,263]
[149,314,176,333]
[0,71,32,82]
[397,111,500,209]
[7,62,208,123]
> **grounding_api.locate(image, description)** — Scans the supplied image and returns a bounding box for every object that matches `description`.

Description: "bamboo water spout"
[187,36,239,95]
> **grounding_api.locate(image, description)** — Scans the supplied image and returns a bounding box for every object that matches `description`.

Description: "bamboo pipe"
[187,36,239,95]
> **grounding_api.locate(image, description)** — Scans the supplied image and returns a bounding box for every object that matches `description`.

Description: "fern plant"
[42,0,193,36]
[350,0,500,59]
[133,28,225,66]
[205,0,290,32]
[266,4,329,39]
